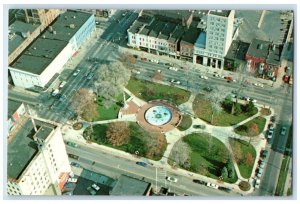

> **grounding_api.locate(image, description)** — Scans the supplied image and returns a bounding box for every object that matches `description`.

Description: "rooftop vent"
[49,26,53,32]
[42,35,46,39]
[73,16,76,19]
[33,47,36,50]
[272,44,276,51]
[53,30,57,35]
[69,24,75,29]
[257,44,263,50]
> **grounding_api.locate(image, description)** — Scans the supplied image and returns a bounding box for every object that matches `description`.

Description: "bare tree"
[205,87,228,124]
[119,53,137,70]
[230,140,243,163]
[247,122,259,145]
[169,140,191,168]
[106,122,130,146]
[70,88,98,121]
[245,153,254,166]
[95,61,131,108]
[152,71,163,82]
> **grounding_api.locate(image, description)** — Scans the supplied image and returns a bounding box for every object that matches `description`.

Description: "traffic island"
[73,122,83,130]
[238,181,251,191]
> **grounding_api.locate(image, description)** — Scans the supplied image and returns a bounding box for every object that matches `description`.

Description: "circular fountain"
[145,106,172,126]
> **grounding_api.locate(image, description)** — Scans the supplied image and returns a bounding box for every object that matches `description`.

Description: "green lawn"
[93,93,130,121]
[193,94,258,126]
[275,156,290,196]
[126,78,191,105]
[177,115,193,131]
[229,138,256,178]
[234,116,266,136]
[84,122,167,161]
[180,133,238,183]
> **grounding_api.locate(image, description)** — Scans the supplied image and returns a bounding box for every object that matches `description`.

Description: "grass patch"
[93,93,130,121]
[234,116,266,136]
[229,138,256,178]
[83,122,167,161]
[178,133,238,183]
[193,94,258,126]
[177,115,192,131]
[275,156,290,196]
[126,78,191,105]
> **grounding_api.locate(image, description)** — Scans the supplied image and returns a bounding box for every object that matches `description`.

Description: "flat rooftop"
[110,175,151,196]
[209,10,231,17]
[226,40,250,61]
[8,118,56,180]
[10,10,93,75]
[9,20,40,55]
[247,38,270,59]
[8,99,22,118]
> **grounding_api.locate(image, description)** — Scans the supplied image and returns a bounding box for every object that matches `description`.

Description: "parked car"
[136,161,147,167]
[141,57,147,61]
[68,178,78,183]
[193,179,207,185]
[170,79,181,84]
[166,176,178,183]
[269,123,275,131]
[271,116,276,122]
[200,75,208,80]
[150,59,159,63]
[218,186,232,192]
[169,67,178,71]
[206,182,219,189]
[66,141,78,148]
[224,76,233,81]
[73,69,81,76]
[59,95,66,102]
[59,81,67,89]
[70,161,80,167]
[261,150,268,158]
[87,72,94,80]
[250,98,257,103]
[280,126,287,136]
[255,179,261,189]
[267,130,274,139]
[193,124,206,129]
[254,83,264,88]
[259,162,265,169]
[68,154,79,160]
[213,73,221,78]
[256,171,262,178]
[52,89,60,97]
[157,69,161,73]
[92,184,100,191]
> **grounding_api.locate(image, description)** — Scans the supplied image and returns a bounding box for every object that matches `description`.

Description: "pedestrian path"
[178,93,196,116]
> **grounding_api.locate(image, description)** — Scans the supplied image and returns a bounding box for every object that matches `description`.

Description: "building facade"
[9,10,96,89]
[7,100,25,132]
[7,118,71,195]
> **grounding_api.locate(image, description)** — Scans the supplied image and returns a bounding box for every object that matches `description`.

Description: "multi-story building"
[9,9,60,65]
[246,38,282,80]
[7,118,71,195]
[193,10,235,69]
[8,10,96,88]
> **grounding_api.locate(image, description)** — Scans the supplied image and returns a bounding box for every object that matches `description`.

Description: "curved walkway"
[63,88,274,195]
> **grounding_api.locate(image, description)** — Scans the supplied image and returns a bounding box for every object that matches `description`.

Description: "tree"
[70,88,98,121]
[248,123,259,137]
[234,103,242,115]
[95,61,131,108]
[221,166,228,179]
[152,71,163,82]
[205,87,228,124]
[245,153,254,166]
[169,140,191,169]
[227,161,236,178]
[119,53,137,70]
[246,101,256,115]
[223,97,233,112]
[231,141,243,163]
[106,122,130,146]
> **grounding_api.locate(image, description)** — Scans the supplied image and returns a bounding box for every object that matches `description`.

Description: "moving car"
[68,154,79,160]
[70,162,80,167]
[169,67,178,71]
[92,184,100,191]
[87,72,94,80]
[206,182,219,189]
[213,73,221,78]
[132,70,141,74]
[253,83,264,88]
[170,79,181,84]
[280,127,287,136]
[52,89,60,97]
[200,75,208,80]
[66,141,78,148]
[59,81,67,89]
[136,161,147,167]
[150,59,159,63]
[166,176,178,183]
[73,69,81,76]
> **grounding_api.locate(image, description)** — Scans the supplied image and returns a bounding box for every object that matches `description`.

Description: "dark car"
[203,86,213,92]
[218,186,232,193]
[261,150,268,158]
[193,124,206,129]
[70,162,80,167]
[136,161,147,167]
[193,179,207,185]
[271,116,276,122]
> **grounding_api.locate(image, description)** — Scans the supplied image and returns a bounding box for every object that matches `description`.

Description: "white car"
[206,182,219,189]
[132,70,141,74]
[200,75,208,80]
[150,59,159,63]
[166,176,178,183]
[92,184,100,191]
[254,83,264,88]
[73,69,81,76]
[255,179,261,189]
[59,81,67,89]
[169,67,178,71]
[157,69,162,73]
[213,74,221,78]
[68,178,78,183]
[170,79,181,85]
